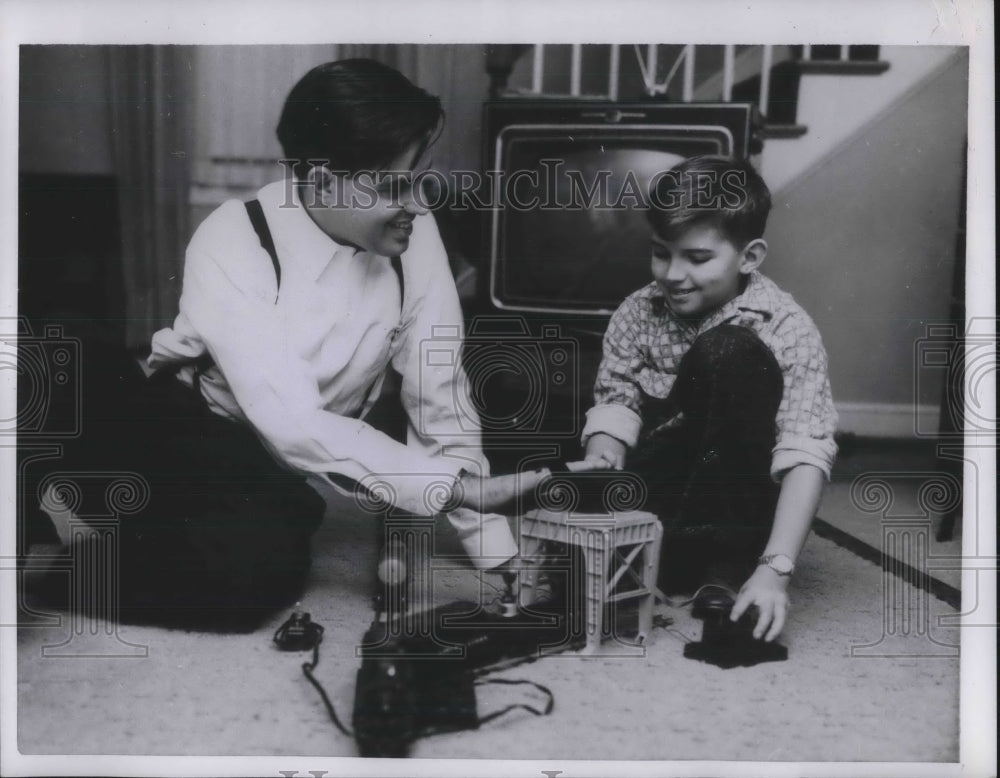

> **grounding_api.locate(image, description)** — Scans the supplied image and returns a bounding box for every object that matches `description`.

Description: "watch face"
[769,555,794,574]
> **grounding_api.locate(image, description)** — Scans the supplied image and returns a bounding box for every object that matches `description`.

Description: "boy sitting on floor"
[583,155,837,642]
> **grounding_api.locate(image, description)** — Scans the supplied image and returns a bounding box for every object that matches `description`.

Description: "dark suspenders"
[243,198,404,306]
[245,199,282,301]
[183,199,405,394]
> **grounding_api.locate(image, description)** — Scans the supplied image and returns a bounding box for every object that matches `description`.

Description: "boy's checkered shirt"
[582,270,838,480]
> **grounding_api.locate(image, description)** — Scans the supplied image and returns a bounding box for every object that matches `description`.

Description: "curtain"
[191,45,337,192]
[107,45,195,350]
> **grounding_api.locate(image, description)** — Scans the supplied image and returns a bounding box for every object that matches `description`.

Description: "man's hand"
[474,458,618,576]
[730,565,790,642]
[584,432,627,470]
[452,456,615,515]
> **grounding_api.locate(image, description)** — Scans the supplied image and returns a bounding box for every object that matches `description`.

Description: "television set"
[481,101,761,317]
[466,101,762,465]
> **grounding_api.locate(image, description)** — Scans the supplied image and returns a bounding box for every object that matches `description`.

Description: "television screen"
[489,118,744,315]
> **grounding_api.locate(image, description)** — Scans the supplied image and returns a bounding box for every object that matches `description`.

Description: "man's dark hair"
[646,155,772,247]
[276,58,444,180]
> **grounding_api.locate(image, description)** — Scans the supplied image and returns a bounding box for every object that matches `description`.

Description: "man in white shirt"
[129,59,586,624]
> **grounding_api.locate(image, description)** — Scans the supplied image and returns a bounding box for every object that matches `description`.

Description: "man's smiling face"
[308,138,432,257]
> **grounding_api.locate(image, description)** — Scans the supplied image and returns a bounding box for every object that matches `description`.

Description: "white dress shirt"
[149,180,518,569]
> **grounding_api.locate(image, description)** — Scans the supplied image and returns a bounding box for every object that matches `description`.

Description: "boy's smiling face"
[650,222,766,320]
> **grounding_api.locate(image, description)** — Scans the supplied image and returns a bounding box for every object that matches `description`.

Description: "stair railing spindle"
[570,44,582,96]
[759,44,773,117]
[608,44,620,100]
[682,44,695,102]
[532,44,545,94]
[722,44,735,101]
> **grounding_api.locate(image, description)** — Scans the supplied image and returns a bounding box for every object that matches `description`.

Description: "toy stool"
[517,508,662,653]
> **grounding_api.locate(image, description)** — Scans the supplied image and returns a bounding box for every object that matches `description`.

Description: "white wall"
[761,46,961,193]
[762,50,969,436]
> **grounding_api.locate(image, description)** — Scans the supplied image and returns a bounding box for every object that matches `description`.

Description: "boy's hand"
[584,433,627,470]
[730,566,790,642]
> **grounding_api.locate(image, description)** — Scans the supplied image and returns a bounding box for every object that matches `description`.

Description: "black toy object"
[352,561,578,757]
[273,611,325,652]
[684,591,788,668]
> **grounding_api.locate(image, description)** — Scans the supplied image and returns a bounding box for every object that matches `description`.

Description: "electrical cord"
[302,642,354,737]
[474,677,555,724]
[273,609,557,745]
[659,583,738,608]
[273,611,354,737]
[666,628,694,644]
[480,578,505,595]
[656,585,738,645]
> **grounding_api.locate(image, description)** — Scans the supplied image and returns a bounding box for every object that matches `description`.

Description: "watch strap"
[758,553,795,576]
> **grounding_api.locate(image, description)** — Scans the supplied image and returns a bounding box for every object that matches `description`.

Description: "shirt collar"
[256,179,362,281]
[732,271,778,316]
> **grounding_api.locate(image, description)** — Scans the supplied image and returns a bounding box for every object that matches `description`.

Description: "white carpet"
[16,486,961,768]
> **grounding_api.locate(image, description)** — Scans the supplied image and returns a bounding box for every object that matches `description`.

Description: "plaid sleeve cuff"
[581,403,643,448]
[771,435,838,482]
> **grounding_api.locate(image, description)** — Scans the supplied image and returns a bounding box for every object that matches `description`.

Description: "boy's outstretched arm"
[730,463,825,641]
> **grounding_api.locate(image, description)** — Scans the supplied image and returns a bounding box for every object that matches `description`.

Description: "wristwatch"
[758,553,795,576]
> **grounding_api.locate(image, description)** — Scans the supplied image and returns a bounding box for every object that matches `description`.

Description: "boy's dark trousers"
[626,325,784,593]
[21,342,326,630]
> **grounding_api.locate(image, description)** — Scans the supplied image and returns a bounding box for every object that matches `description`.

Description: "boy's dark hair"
[276,58,444,180]
[646,155,771,247]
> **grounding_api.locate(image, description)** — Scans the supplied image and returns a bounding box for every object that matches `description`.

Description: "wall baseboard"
[836,402,941,439]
